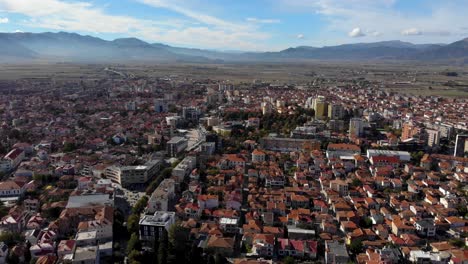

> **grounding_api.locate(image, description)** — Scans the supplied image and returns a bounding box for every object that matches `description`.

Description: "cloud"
[0,0,271,50]
[279,0,468,44]
[14,29,24,33]
[401,28,422,36]
[297,34,304,39]
[348,27,365,37]
[0,17,8,23]
[367,30,381,37]
[246,17,281,24]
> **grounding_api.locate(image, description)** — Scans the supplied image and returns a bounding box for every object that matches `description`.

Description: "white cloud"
[279,0,468,44]
[401,28,421,36]
[0,17,8,23]
[349,27,365,37]
[246,17,281,24]
[14,29,23,33]
[297,34,304,39]
[0,0,271,50]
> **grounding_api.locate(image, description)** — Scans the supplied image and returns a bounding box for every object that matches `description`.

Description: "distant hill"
[0,31,467,63]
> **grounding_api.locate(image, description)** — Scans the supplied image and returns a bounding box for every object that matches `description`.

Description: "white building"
[105,160,162,187]
[172,156,197,182]
[139,211,176,242]
[349,118,366,138]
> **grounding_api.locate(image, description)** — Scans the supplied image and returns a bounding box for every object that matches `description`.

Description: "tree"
[127,233,141,253]
[128,249,142,263]
[0,232,23,247]
[349,239,364,255]
[158,232,168,264]
[127,214,140,234]
[283,256,295,264]
[132,196,149,215]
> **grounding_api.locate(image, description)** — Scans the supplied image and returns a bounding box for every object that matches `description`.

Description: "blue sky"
[0,0,467,51]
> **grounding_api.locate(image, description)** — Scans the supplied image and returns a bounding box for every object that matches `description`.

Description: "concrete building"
[182,106,200,121]
[147,179,175,213]
[105,160,162,187]
[328,104,345,120]
[172,156,197,182]
[349,118,366,138]
[427,129,441,147]
[325,240,349,264]
[454,134,468,157]
[154,99,168,113]
[166,137,188,157]
[366,149,411,161]
[0,148,25,172]
[313,96,328,119]
[139,211,176,242]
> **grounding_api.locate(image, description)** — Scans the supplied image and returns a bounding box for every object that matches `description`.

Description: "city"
[0,62,466,264]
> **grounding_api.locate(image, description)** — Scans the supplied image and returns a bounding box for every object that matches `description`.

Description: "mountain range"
[0,31,467,63]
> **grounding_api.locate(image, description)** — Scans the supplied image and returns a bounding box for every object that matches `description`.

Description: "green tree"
[127,233,142,253]
[127,214,140,234]
[283,256,295,264]
[158,231,168,264]
[349,239,364,255]
[132,196,148,215]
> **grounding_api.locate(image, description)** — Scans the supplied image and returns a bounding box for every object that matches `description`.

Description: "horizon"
[0,0,467,51]
[2,30,462,52]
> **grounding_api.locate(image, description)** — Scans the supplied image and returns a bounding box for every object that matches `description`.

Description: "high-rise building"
[313,96,327,119]
[401,122,420,141]
[426,129,441,147]
[154,99,168,113]
[454,134,468,157]
[349,118,365,138]
[182,107,200,121]
[328,104,345,120]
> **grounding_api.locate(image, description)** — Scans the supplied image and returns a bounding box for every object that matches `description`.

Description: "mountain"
[414,37,468,61]
[0,32,212,63]
[0,31,466,63]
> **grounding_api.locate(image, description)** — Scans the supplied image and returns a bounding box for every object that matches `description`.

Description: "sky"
[0,0,467,51]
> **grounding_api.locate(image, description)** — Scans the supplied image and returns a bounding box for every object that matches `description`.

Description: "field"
[0,62,467,97]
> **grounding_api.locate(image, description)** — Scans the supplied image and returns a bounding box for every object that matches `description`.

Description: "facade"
[105,160,161,187]
[0,148,25,172]
[325,241,349,264]
[147,179,175,213]
[328,104,345,120]
[166,137,188,157]
[154,99,168,113]
[349,118,365,138]
[172,156,197,182]
[427,129,441,147]
[454,134,468,157]
[139,211,176,242]
[260,137,320,152]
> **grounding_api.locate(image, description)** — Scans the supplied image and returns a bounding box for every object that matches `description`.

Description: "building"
[252,149,266,163]
[182,107,200,121]
[260,137,320,152]
[0,148,25,172]
[328,104,345,120]
[329,180,349,196]
[325,240,349,264]
[139,211,175,242]
[326,144,361,159]
[454,134,468,157]
[147,179,175,213]
[313,96,328,119]
[427,129,441,147]
[172,156,197,182]
[349,118,365,138]
[154,99,168,113]
[402,122,420,141]
[0,181,23,198]
[105,160,162,187]
[366,149,411,161]
[166,137,188,157]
